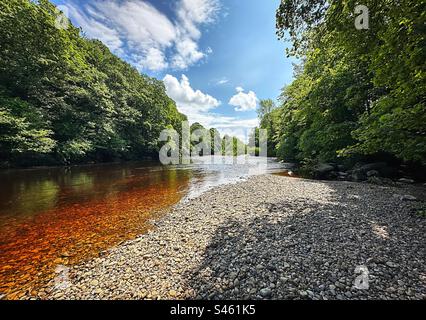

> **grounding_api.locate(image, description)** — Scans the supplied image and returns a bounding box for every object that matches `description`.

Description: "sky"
[52,0,296,141]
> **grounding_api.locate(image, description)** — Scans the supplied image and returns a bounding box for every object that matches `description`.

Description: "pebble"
[45,175,425,300]
[259,288,272,298]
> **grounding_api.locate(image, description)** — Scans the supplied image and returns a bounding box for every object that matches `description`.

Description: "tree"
[0,0,187,166]
[257,99,279,156]
[274,0,425,166]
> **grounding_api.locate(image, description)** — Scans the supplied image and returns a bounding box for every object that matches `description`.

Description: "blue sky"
[52,0,296,141]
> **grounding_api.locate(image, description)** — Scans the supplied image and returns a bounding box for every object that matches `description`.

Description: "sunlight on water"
[0,157,292,299]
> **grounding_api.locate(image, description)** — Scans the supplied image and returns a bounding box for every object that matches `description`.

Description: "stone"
[351,170,367,182]
[259,288,272,298]
[94,288,103,295]
[366,170,379,177]
[313,163,335,178]
[398,178,415,184]
[386,261,398,268]
[90,280,99,286]
[42,175,425,301]
[358,162,387,172]
[299,290,308,297]
[401,195,417,201]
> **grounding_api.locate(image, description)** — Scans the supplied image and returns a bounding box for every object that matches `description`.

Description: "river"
[0,156,293,299]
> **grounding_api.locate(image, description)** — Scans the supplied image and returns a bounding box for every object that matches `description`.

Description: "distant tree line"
[257,0,425,171]
[190,123,247,157]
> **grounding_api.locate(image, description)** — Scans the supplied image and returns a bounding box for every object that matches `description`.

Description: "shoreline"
[45,174,425,300]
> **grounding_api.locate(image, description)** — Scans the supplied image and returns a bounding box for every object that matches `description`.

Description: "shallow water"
[0,156,292,299]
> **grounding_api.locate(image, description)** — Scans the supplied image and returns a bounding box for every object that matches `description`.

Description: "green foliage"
[274,0,426,165]
[257,99,280,156]
[0,94,56,157]
[190,123,246,157]
[221,135,246,157]
[0,0,186,166]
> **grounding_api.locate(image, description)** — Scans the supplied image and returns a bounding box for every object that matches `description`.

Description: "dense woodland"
[0,0,251,167]
[1,0,424,172]
[258,0,425,176]
[0,0,192,166]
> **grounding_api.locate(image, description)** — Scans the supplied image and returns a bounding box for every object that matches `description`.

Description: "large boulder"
[312,163,335,179]
[355,162,397,178]
[350,170,367,182]
[366,170,379,177]
[358,162,388,172]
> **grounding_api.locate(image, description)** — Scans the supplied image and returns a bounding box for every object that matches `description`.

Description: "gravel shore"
[48,175,426,300]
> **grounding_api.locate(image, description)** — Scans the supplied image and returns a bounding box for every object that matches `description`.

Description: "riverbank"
[47,175,425,300]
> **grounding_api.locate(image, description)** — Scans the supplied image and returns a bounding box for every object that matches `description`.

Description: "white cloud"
[216,78,229,85]
[163,74,258,142]
[172,38,205,69]
[163,74,220,114]
[138,48,168,71]
[67,4,123,53]
[63,0,220,72]
[176,0,220,38]
[92,0,177,49]
[229,87,258,112]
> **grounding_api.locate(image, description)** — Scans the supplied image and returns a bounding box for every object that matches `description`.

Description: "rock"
[90,279,99,286]
[366,170,379,177]
[386,261,398,268]
[259,288,272,298]
[378,166,398,178]
[350,170,367,182]
[368,176,395,186]
[43,174,425,301]
[398,178,415,184]
[94,288,103,295]
[61,252,72,258]
[358,162,387,173]
[299,290,308,298]
[386,287,396,293]
[401,195,417,201]
[313,163,335,179]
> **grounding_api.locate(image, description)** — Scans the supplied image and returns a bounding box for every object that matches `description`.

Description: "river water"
[0,156,293,299]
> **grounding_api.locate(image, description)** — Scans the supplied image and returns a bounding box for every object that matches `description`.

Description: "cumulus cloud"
[163,75,258,142]
[172,38,205,70]
[163,74,220,114]
[138,48,168,71]
[229,87,258,112]
[63,0,220,72]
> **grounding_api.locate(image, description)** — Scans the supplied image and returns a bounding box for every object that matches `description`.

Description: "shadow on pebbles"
[47,175,426,300]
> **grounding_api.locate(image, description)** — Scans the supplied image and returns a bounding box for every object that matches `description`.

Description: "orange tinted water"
[0,163,192,299]
[0,157,293,300]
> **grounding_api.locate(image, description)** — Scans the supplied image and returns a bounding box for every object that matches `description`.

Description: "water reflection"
[0,157,292,299]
